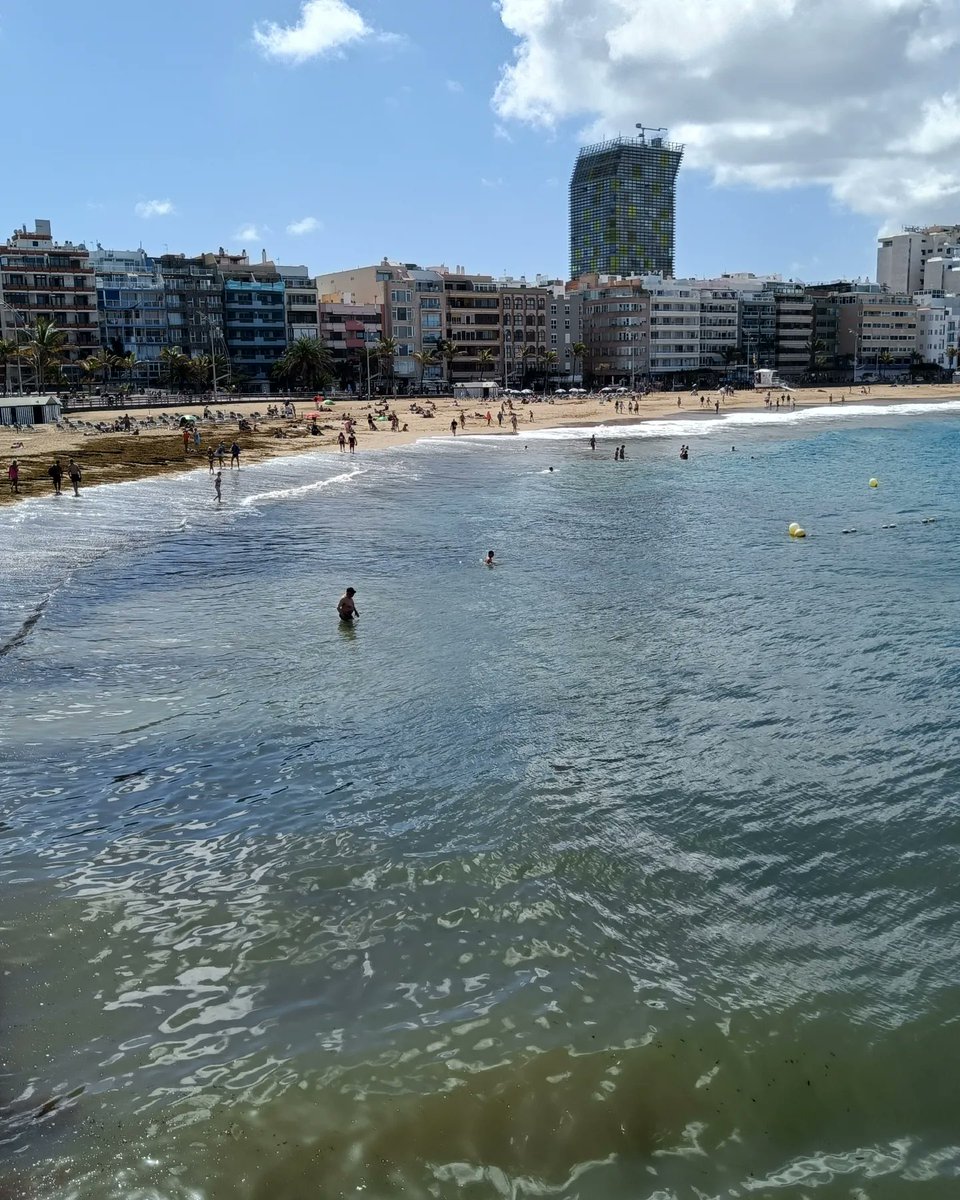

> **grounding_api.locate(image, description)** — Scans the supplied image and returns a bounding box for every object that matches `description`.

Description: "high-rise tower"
[569,126,683,280]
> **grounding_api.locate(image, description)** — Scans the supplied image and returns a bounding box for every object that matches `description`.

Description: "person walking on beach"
[214,470,222,503]
[337,587,359,622]
[193,427,201,453]
[48,458,63,495]
[230,440,240,469]
[486,411,492,426]
[207,447,216,473]
[450,418,458,436]
[7,459,19,495]
[182,427,191,453]
[348,430,357,454]
[216,440,226,469]
[497,411,503,427]
[459,411,466,431]
[338,430,346,452]
[67,458,82,496]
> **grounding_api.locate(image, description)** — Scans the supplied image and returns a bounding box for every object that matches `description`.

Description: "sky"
[2,0,959,284]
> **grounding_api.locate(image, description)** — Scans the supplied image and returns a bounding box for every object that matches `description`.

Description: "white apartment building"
[876,226,960,295]
[914,294,960,369]
[644,277,701,374]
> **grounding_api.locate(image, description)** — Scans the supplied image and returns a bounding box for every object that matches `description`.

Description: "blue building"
[217,252,287,392]
[91,247,168,388]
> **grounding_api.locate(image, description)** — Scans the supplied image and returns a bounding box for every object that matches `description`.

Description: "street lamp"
[0,301,27,397]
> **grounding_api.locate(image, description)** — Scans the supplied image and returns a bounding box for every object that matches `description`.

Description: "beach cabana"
[0,398,62,426]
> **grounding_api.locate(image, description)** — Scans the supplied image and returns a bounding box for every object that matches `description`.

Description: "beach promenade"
[1,382,956,504]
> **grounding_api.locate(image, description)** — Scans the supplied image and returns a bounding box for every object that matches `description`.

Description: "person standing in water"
[590,434,596,451]
[67,458,82,496]
[337,587,359,622]
[230,440,241,469]
[484,550,496,567]
[214,470,222,503]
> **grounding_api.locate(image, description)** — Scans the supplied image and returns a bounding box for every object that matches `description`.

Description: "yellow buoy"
[794,527,806,538]
[869,477,879,488]
[788,522,801,536]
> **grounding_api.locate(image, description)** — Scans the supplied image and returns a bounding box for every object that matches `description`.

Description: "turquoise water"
[3,403,960,1198]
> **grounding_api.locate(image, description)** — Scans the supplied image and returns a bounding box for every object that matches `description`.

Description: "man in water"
[48,458,63,495]
[67,458,82,496]
[337,587,359,621]
[231,440,241,469]
[590,434,596,451]
[214,470,222,503]
[484,550,496,567]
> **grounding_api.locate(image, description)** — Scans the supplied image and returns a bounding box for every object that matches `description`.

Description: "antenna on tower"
[635,123,667,143]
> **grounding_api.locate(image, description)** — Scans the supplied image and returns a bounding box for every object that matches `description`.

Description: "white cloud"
[134,199,175,219]
[286,216,321,235]
[493,123,513,142]
[235,224,261,242]
[446,78,463,92]
[480,176,504,188]
[493,0,960,222]
[253,0,371,63]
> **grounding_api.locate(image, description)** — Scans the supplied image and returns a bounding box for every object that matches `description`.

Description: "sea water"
[3,403,960,1199]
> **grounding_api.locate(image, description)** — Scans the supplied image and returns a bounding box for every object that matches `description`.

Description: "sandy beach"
[1,382,957,504]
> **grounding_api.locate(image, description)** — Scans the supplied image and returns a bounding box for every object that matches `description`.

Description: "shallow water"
[3,404,960,1198]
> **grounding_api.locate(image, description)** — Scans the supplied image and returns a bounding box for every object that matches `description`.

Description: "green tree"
[412,349,437,391]
[273,336,333,393]
[541,349,559,388]
[0,337,20,394]
[22,317,67,393]
[82,348,120,387]
[160,346,197,393]
[439,339,462,383]
[477,348,496,381]
[521,343,538,385]
[375,337,398,395]
[571,340,587,384]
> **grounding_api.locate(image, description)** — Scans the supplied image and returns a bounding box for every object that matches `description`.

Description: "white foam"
[239,465,363,507]
[464,399,960,443]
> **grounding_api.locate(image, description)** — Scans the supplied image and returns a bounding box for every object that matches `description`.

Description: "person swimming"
[484,550,496,568]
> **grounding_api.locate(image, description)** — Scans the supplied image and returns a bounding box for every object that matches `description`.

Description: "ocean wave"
[239,466,363,507]
[468,398,960,443]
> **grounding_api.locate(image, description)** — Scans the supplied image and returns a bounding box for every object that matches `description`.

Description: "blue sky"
[0,0,914,283]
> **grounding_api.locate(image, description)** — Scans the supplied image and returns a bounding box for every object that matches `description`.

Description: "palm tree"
[804,337,826,372]
[376,337,398,395]
[0,337,19,395]
[571,341,587,384]
[82,348,119,388]
[477,348,496,381]
[22,317,67,393]
[412,349,437,392]
[118,352,139,389]
[160,346,196,393]
[274,336,333,393]
[541,349,559,390]
[521,343,538,385]
[439,339,462,383]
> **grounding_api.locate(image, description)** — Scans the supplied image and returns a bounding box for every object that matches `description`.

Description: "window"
[390,288,411,303]
[423,313,441,329]
[550,319,557,329]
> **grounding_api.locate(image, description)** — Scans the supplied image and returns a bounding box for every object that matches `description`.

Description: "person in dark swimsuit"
[337,588,359,622]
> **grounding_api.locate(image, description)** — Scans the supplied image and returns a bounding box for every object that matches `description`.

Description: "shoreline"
[2,384,959,506]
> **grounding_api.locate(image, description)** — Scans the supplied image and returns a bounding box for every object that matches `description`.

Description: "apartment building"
[158,253,224,361]
[914,294,960,369]
[697,286,739,371]
[0,218,99,387]
[277,264,319,343]
[646,278,700,375]
[836,292,917,376]
[774,291,814,377]
[318,300,382,391]
[212,251,287,391]
[877,226,960,295]
[576,273,649,385]
[90,247,168,387]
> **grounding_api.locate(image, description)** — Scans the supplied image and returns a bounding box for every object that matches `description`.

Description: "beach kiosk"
[753,367,781,389]
[0,397,62,426]
[453,381,501,401]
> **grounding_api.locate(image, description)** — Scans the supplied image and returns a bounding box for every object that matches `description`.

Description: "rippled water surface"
[3,404,960,1198]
